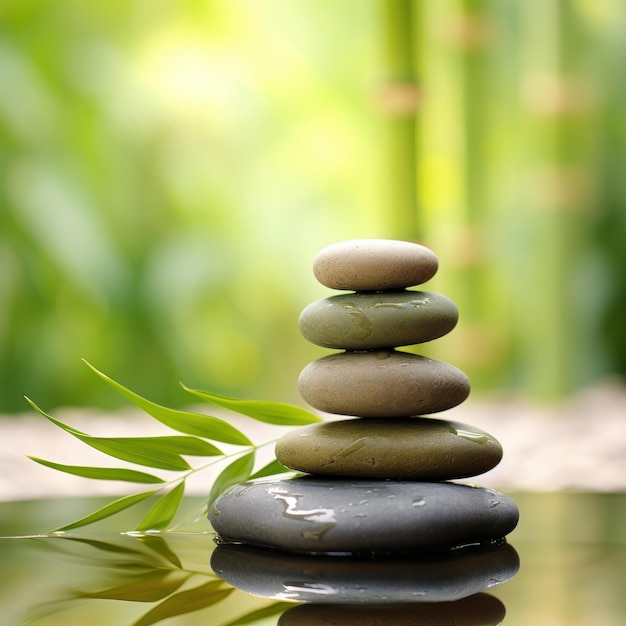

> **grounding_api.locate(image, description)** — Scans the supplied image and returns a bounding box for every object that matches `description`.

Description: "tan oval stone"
[299,290,458,349]
[298,350,470,417]
[275,417,502,480]
[313,239,438,291]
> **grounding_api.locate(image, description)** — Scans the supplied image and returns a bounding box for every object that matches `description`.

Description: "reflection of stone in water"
[211,541,520,604]
[278,593,506,625]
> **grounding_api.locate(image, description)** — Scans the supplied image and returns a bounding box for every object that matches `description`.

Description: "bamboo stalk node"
[522,74,594,118]
[375,81,422,116]
[446,14,493,50]
[535,166,594,212]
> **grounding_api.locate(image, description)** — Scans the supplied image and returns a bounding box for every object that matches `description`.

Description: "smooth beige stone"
[275,417,502,480]
[298,350,470,417]
[313,239,438,291]
[299,290,458,349]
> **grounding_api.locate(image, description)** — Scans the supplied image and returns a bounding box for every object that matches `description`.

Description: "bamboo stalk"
[379,0,422,241]
[515,0,592,398]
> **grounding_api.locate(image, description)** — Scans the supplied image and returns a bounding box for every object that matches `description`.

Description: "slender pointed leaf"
[136,482,186,531]
[132,580,233,626]
[27,457,165,483]
[137,535,182,568]
[248,458,291,480]
[51,491,159,532]
[83,438,193,471]
[83,360,252,445]
[180,384,321,425]
[26,398,192,471]
[207,451,255,511]
[76,570,189,602]
[222,602,293,626]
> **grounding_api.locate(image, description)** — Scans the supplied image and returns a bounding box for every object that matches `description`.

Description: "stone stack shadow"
[210,239,519,556]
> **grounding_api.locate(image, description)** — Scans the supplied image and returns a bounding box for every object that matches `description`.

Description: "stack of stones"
[210,240,519,555]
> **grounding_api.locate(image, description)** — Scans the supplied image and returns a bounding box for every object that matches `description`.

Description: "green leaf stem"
[83,361,252,445]
[180,384,322,425]
[27,457,165,483]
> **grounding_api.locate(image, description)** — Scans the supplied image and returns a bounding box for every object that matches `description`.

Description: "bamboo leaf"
[207,451,255,510]
[25,398,192,471]
[132,580,233,626]
[27,457,165,484]
[51,491,159,532]
[222,602,293,626]
[76,570,188,602]
[83,438,193,471]
[136,482,186,531]
[83,360,252,445]
[180,385,321,426]
[248,458,291,480]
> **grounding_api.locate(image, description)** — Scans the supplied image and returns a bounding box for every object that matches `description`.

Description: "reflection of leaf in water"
[132,580,233,626]
[25,533,289,626]
[75,569,189,602]
[222,601,294,626]
[136,535,182,569]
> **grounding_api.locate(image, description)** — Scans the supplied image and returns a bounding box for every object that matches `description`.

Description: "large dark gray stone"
[275,417,502,480]
[299,290,458,350]
[209,477,519,554]
[211,542,519,604]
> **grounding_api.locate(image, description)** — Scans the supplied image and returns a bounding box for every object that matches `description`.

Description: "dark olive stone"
[209,477,519,554]
[298,350,470,417]
[299,290,458,350]
[211,540,519,604]
[275,417,502,480]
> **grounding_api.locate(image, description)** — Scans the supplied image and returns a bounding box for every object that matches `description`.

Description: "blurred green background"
[1,0,625,413]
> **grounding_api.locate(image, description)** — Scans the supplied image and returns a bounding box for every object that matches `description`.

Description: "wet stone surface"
[298,350,471,417]
[298,290,458,350]
[209,477,519,554]
[275,417,503,480]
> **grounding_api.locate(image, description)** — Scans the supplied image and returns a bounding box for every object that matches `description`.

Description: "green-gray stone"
[299,290,458,349]
[275,417,502,480]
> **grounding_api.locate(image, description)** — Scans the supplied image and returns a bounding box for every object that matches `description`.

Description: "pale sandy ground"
[1,380,624,501]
